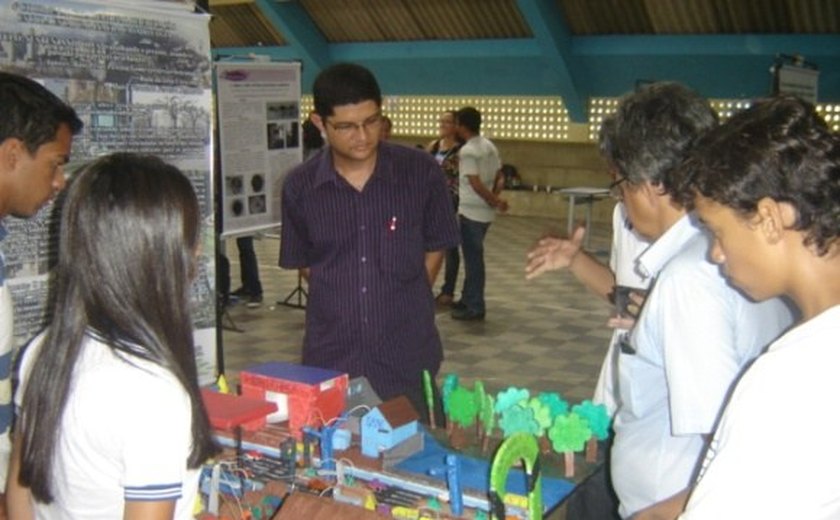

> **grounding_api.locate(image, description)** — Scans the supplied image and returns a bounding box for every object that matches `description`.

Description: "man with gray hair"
[603,83,793,517]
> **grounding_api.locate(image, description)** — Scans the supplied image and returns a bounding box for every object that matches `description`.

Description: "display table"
[557,187,610,249]
[199,368,609,519]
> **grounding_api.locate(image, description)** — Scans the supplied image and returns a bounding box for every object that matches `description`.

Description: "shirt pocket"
[378,212,424,282]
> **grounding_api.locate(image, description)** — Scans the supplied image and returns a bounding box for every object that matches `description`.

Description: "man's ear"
[640,180,665,208]
[756,197,796,244]
[0,137,24,171]
[310,112,325,134]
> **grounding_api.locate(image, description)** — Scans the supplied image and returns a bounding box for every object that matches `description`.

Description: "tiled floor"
[221,213,614,405]
[220,213,616,519]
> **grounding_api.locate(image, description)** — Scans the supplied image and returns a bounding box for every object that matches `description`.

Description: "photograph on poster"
[231,199,246,217]
[216,61,301,235]
[266,101,299,121]
[248,195,267,215]
[284,121,300,149]
[0,0,217,379]
[267,122,286,150]
[252,174,265,193]
[226,175,244,196]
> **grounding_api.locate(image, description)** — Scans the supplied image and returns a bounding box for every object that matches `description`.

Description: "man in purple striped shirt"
[280,63,459,418]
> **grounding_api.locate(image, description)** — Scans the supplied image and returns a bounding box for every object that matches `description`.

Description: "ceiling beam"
[253,0,330,81]
[214,26,840,106]
[515,0,586,121]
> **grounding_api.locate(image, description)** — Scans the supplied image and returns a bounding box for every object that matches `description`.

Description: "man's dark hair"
[603,82,718,198]
[682,95,840,256]
[0,72,83,153]
[455,106,482,135]
[312,63,381,119]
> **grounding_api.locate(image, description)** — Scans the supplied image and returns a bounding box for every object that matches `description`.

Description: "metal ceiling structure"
[208,0,840,121]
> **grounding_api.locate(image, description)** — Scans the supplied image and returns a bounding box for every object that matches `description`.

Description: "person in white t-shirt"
[451,106,508,321]
[635,96,840,520]
[6,154,219,520]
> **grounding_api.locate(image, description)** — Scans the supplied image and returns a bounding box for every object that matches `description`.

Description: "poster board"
[0,0,218,384]
[776,64,819,104]
[215,61,302,237]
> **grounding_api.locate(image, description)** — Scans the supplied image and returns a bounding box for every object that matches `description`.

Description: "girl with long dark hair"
[7,153,218,519]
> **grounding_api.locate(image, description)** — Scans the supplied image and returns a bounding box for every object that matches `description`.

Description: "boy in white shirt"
[636,96,840,520]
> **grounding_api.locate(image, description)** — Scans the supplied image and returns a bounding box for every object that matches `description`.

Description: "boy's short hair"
[312,63,381,119]
[455,107,482,134]
[0,72,83,153]
[683,95,840,256]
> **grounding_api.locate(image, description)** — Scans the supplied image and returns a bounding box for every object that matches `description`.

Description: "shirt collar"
[636,213,702,280]
[311,142,398,189]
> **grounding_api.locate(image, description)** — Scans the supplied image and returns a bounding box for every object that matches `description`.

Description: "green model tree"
[494,387,530,415]
[473,380,487,436]
[537,391,569,420]
[441,373,459,433]
[498,403,539,439]
[548,412,592,478]
[422,369,437,429]
[526,397,554,453]
[572,400,611,462]
[446,385,479,449]
[479,394,496,453]
[448,386,479,429]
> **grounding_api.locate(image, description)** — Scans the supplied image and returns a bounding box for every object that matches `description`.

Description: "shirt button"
[361,256,367,263]
[360,225,366,231]
[361,287,367,293]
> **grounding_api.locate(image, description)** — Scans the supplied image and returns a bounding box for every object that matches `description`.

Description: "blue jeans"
[459,215,491,313]
[237,236,263,296]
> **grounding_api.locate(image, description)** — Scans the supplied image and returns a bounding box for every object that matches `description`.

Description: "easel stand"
[279,270,307,309]
[219,303,244,333]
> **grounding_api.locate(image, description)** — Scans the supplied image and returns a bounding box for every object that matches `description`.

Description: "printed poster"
[0,0,217,383]
[216,61,302,236]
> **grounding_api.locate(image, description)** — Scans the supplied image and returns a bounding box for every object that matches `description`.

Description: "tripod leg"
[279,271,307,309]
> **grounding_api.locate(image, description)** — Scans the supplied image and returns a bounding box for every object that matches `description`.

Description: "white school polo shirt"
[681,305,840,519]
[16,332,200,520]
[611,214,794,518]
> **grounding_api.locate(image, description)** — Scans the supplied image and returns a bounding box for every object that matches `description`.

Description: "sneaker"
[246,294,263,308]
[451,307,485,321]
[451,300,467,311]
[231,287,249,297]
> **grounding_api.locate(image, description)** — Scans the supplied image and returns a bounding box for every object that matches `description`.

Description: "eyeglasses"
[326,113,382,136]
[609,176,628,200]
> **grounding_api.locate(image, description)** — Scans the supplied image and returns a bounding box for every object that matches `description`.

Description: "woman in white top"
[7,153,219,519]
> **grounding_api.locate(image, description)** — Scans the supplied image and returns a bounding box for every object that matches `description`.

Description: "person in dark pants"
[451,107,508,321]
[565,439,621,519]
[426,109,463,306]
[279,63,459,420]
[231,235,263,308]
